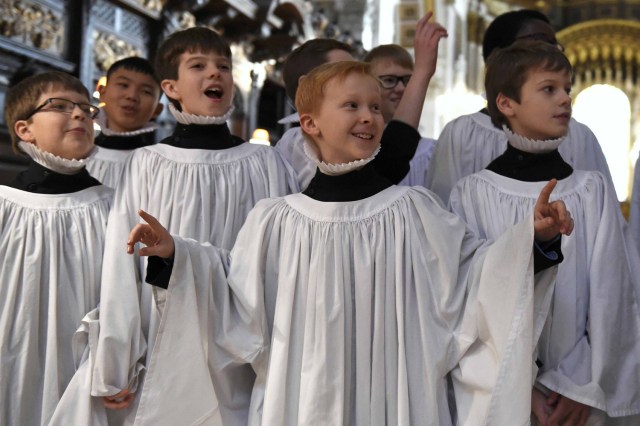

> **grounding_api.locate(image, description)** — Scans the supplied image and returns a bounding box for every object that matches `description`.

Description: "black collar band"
[95,132,156,150]
[303,161,392,202]
[486,144,573,181]
[161,123,243,150]
[9,160,101,194]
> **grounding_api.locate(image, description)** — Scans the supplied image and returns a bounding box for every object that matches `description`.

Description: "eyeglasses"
[515,33,565,52]
[377,74,412,89]
[24,98,100,120]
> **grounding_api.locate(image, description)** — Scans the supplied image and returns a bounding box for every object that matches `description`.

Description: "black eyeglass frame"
[377,74,412,89]
[23,97,100,120]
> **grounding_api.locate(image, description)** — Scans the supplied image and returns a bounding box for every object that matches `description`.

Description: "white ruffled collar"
[168,103,234,125]
[503,125,566,154]
[302,138,381,176]
[95,110,158,136]
[18,141,96,175]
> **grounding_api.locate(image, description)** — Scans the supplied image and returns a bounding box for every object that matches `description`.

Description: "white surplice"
[628,156,640,254]
[427,112,614,203]
[53,142,298,426]
[450,169,640,419]
[133,185,556,426]
[0,185,113,426]
[86,147,131,189]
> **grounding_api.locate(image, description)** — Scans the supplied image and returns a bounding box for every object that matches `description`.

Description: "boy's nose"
[71,105,86,119]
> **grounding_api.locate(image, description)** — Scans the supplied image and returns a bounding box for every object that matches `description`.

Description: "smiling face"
[499,67,572,140]
[14,89,95,160]
[300,72,384,164]
[161,50,233,116]
[99,68,161,132]
[369,60,412,123]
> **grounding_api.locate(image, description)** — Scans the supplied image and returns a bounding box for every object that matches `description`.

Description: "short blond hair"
[295,61,379,115]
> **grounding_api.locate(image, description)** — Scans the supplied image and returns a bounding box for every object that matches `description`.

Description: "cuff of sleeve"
[146,255,174,289]
[533,235,563,273]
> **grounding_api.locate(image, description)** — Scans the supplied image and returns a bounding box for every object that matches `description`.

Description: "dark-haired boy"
[0,71,112,426]
[53,26,298,426]
[426,9,613,204]
[449,40,640,425]
[86,57,163,188]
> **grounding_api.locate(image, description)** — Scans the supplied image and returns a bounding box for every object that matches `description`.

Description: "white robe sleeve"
[628,156,640,253]
[91,156,148,398]
[450,216,557,426]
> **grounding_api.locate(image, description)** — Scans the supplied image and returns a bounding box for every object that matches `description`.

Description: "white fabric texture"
[0,185,113,426]
[86,146,132,189]
[274,127,317,190]
[502,125,565,154]
[628,155,640,254]
[53,142,299,426]
[134,186,556,425]
[426,112,615,203]
[398,137,436,187]
[18,140,96,175]
[301,137,381,176]
[94,110,158,137]
[450,169,640,418]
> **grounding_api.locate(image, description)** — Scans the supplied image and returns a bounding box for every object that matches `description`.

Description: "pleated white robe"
[628,155,640,254]
[52,142,298,426]
[0,185,113,426]
[427,112,614,203]
[133,185,557,426]
[450,170,640,420]
[86,146,132,189]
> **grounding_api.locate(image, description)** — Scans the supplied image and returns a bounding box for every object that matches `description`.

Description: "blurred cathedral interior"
[1,0,639,207]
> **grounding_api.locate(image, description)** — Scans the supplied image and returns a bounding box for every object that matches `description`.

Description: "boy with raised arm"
[364,43,436,186]
[129,60,573,425]
[0,72,111,426]
[449,40,640,425]
[87,57,163,188]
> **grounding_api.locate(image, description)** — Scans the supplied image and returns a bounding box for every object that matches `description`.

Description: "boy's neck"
[162,121,242,150]
[303,161,392,202]
[95,132,156,150]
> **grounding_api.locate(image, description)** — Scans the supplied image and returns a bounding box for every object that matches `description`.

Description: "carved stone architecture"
[1,0,640,199]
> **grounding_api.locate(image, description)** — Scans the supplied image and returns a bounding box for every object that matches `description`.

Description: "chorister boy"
[364,43,437,186]
[0,71,112,426]
[86,56,163,188]
[52,26,298,426]
[127,60,574,425]
[449,40,640,425]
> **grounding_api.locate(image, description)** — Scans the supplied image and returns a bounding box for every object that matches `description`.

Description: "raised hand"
[534,179,574,242]
[413,11,448,80]
[127,209,175,259]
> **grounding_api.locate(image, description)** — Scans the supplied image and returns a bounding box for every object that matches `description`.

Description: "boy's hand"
[534,179,573,242]
[103,388,134,409]
[127,209,175,259]
[531,387,553,425]
[413,12,448,80]
[546,391,590,426]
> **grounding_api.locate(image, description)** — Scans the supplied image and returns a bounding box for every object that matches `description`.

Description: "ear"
[161,79,180,102]
[97,83,107,100]
[299,113,320,137]
[14,120,35,143]
[152,102,164,119]
[496,92,516,118]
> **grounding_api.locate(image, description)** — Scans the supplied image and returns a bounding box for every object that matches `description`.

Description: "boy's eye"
[218,63,231,71]
[190,63,204,69]
[372,104,381,113]
[117,83,128,88]
[345,102,358,109]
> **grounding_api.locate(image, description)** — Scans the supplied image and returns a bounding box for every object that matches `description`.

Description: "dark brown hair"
[363,44,413,71]
[485,40,572,129]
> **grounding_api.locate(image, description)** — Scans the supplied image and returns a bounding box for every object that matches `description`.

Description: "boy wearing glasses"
[0,71,112,426]
[365,44,437,186]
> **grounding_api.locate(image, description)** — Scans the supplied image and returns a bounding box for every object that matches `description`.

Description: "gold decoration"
[93,30,144,73]
[0,1,64,54]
